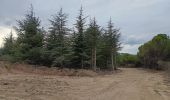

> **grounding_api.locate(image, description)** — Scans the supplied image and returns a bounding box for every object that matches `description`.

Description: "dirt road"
[0,68,170,100]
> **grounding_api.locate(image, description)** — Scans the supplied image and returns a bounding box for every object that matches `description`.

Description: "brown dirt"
[0,67,170,100]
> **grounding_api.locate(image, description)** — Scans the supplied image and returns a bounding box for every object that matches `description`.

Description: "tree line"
[138,34,170,69]
[117,53,140,67]
[0,6,121,71]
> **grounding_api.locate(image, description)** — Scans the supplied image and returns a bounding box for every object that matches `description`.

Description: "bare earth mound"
[0,62,170,100]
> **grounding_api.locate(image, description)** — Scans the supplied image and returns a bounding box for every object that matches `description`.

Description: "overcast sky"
[0,0,170,54]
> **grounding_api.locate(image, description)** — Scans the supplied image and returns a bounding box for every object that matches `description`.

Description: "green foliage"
[1,5,122,70]
[2,5,170,71]
[117,53,140,67]
[0,33,17,62]
[138,34,170,68]
[2,33,14,54]
[85,18,101,70]
[97,19,121,70]
[71,6,87,68]
[45,8,69,67]
[0,48,2,56]
[15,5,44,64]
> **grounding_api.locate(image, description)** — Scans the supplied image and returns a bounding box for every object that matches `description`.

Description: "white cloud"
[121,32,159,45]
[0,0,170,54]
[120,44,142,54]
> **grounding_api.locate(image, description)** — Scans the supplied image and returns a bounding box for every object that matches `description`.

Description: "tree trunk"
[94,47,96,71]
[81,58,84,69]
[92,47,97,71]
[60,61,63,69]
[111,51,114,71]
[114,52,117,70]
[91,49,93,70]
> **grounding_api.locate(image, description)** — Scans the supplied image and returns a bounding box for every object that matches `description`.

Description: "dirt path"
[0,68,170,100]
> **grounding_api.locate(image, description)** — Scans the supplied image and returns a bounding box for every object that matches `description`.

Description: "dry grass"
[0,61,98,77]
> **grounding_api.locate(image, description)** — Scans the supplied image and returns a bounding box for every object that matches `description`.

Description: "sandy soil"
[0,68,170,100]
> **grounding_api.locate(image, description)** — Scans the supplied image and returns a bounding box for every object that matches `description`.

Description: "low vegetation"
[117,53,140,67]
[138,34,170,69]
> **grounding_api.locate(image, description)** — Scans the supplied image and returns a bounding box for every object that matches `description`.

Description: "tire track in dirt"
[0,68,170,100]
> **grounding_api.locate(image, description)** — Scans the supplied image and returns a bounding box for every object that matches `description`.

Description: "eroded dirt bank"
[0,68,170,100]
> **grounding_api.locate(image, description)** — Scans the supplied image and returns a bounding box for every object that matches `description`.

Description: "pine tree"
[72,6,87,68]
[16,5,44,64]
[3,31,14,55]
[85,18,100,71]
[46,8,69,67]
[106,18,121,70]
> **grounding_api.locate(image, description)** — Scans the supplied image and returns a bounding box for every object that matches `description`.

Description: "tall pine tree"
[106,18,121,70]
[2,32,14,55]
[46,8,69,67]
[16,5,44,64]
[85,18,100,71]
[72,6,87,68]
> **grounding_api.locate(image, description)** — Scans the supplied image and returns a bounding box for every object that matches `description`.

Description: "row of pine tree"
[1,6,121,71]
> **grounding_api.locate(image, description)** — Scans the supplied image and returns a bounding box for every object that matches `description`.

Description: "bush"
[158,60,170,70]
[0,55,16,62]
[117,53,140,67]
